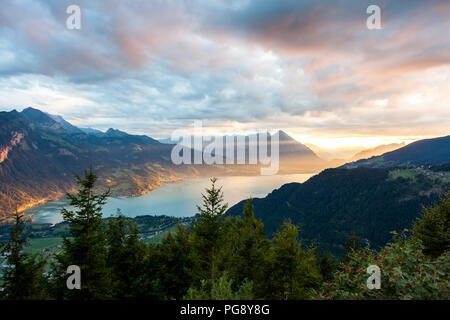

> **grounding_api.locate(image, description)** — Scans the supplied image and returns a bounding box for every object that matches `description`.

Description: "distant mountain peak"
[105,128,128,137]
[21,106,49,117]
[21,107,83,134]
[22,106,42,113]
[275,130,294,141]
[21,107,58,127]
[102,128,159,143]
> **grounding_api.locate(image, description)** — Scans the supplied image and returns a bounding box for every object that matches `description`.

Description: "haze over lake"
[28,174,315,224]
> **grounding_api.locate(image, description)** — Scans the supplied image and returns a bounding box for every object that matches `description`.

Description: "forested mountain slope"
[228,166,450,254]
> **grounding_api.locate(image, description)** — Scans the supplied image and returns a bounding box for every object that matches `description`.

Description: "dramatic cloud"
[0,0,448,144]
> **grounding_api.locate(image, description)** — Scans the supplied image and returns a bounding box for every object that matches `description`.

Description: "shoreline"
[24,172,318,224]
[22,174,194,220]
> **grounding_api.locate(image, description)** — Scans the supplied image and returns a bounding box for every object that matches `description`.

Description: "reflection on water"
[27,174,315,224]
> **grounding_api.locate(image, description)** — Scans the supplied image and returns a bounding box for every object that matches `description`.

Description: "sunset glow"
[0,0,449,148]
[289,134,424,150]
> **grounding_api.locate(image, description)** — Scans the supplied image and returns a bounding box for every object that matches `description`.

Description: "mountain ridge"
[0,108,199,216]
[0,108,327,216]
[227,134,450,254]
[342,135,450,168]
[350,142,405,161]
[227,165,450,254]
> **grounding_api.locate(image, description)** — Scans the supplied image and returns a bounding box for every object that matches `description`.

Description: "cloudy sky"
[0,0,449,148]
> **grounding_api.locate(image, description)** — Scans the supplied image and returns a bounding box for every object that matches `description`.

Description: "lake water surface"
[27,173,315,224]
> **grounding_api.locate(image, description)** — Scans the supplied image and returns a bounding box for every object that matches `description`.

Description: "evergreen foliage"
[0,168,448,301]
[53,166,111,299]
[191,178,228,299]
[413,192,450,258]
[0,209,47,300]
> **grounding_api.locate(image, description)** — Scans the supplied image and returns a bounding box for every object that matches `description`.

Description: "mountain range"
[0,107,218,216]
[159,129,325,173]
[349,143,405,161]
[0,107,327,216]
[228,135,450,254]
[228,165,450,254]
[1,107,449,256]
[342,135,450,169]
[305,142,405,163]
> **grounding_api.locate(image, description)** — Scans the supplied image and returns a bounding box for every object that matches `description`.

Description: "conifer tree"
[106,212,147,299]
[192,177,228,299]
[413,192,449,258]
[225,198,269,296]
[55,166,111,299]
[265,223,321,300]
[0,209,47,300]
[153,224,195,299]
[106,211,127,271]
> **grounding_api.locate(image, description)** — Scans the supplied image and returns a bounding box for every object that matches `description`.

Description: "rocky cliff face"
[0,131,24,163]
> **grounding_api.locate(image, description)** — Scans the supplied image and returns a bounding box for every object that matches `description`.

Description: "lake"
[27,173,315,224]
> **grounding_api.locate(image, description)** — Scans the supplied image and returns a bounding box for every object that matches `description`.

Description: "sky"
[0,0,449,149]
